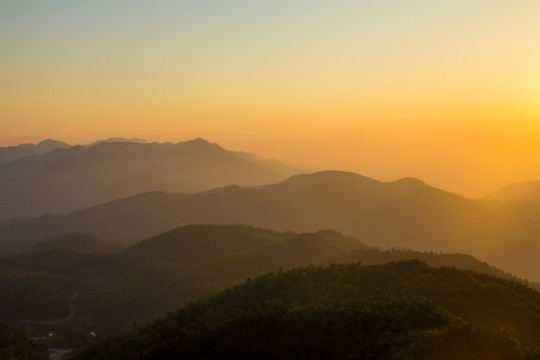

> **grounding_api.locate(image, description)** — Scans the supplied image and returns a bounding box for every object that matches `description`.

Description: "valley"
[1,223,539,358]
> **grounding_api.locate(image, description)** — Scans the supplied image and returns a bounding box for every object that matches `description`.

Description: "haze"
[1,1,540,196]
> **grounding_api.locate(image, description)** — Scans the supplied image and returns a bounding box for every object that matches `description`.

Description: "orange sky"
[1,1,540,196]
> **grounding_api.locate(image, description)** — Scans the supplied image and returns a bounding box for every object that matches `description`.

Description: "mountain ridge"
[0,138,308,220]
[1,170,539,281]
[0,139,71,164]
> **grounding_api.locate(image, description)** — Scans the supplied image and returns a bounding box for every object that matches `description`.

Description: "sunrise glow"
[1,1,540,196]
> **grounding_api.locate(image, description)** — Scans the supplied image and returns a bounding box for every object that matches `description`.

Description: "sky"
[1,0,540,196]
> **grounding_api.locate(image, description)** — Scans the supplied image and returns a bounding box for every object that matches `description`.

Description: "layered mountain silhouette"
[1,170,539,281]
[0,138,147,165]
[0,139,71,164]
[0,138,310,220]
[87,137,148,146]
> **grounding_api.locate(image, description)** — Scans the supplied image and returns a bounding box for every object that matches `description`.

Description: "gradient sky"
[1,0,540,196]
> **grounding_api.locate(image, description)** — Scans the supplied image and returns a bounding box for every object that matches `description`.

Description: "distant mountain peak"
[389,177,427,189]
[88,138,148,146]
[187,137,210,144]
[174,138,225,152]
[272,170,378,191]
[289,170,373,181]
[181,137,219,147]
[37,139,70,146]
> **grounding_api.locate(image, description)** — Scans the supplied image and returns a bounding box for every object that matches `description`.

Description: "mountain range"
[0,138,148,164]
[0,138,311,220]
[0,139,71,164]
[1,170,540,281]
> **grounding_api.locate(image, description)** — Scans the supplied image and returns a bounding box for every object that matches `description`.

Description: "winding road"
[17,291,78,359]
[49,348,73,360]
[16,291,78,325]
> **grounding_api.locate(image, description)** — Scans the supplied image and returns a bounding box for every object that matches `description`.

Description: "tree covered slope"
[74,260,540,360]
[0,224,528,336]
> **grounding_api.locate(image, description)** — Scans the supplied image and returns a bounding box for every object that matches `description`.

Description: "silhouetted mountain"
[0,139,70,163]
[0,171,539,281]
[122,224,293,265]
[27,233,126,254]
[0,138,307,220]
[486,180,540,202]
[74,261,540,360]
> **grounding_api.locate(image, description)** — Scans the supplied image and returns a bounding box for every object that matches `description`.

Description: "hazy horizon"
[2,1,540,196]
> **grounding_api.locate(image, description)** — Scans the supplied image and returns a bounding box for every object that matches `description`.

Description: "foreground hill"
[0,138,308,220]
[74,260,540,360]
[1,171,539,281]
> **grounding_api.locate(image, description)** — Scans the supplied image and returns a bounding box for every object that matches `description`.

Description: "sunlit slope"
[0,171,538,281]
[73,261,540,360]
[0,138,292,220]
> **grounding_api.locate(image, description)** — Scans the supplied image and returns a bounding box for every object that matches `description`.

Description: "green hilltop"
[74,260,540,360]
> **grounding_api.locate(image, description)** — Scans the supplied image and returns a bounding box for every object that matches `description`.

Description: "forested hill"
[74,260,540,360]
[0,224,529,336]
